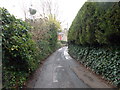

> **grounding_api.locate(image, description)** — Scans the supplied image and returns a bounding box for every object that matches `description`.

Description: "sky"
[0,0,87,29]
[0,0,120,29]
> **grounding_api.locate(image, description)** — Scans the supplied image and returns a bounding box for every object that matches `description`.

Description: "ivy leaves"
[68,44,120,87]
[2,8,38,88]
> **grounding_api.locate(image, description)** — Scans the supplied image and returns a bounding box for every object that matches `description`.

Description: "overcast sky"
[0,0,120,29]
[0,0,87,29]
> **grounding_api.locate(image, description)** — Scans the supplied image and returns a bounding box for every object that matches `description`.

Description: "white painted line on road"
[53,73,58,83]
[64,48,72,60]
[53,65,59,83]
[58,48,63,51]
[57,65,63,68]
[53,65,64,83]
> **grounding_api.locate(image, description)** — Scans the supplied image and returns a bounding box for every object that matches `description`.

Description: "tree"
[20,0,28,20]
[40,0,59,20]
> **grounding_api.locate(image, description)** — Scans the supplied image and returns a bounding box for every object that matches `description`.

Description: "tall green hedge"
[68,2,120,87]
[68,2,120,46]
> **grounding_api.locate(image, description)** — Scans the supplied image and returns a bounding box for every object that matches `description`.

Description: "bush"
[1,7,60,88]
[48,23,58,50]
[37,40,52,60]
[29,17,59,60]
[59,40,67,45]
[1,8,39,88]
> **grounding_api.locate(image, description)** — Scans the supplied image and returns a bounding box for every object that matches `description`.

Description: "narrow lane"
[27,47,113,88]
[30,47,89,88]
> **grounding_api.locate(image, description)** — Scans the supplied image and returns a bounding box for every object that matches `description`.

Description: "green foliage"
[37,40,52,60]
[3,70,28,88]
[48,15,62,31]
[35,23,58,61]
[68,2,120,87]
[2,7,60,88]
[29,15,59,59]
[68,44,120,87]
[68,2,120,46]
[1,8,39,88]
[59,40,67,45]
[103,2,120,45]
[48,23,58,50]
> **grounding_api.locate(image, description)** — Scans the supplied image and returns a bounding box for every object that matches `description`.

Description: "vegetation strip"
[1,7,61,88]
[68,2,120,87]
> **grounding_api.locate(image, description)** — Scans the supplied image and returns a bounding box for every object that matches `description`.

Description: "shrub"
[1,7,59,88]
[29,17,58,60]
[1,8,39,88]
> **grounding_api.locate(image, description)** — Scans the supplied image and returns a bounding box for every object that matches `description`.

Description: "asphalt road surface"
[27,47,113,88]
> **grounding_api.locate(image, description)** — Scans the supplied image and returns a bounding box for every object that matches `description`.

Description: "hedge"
[68,2,120,87]
[68,2,120,46]
[1,7,39,88]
